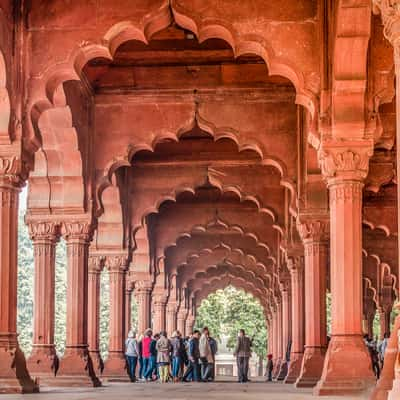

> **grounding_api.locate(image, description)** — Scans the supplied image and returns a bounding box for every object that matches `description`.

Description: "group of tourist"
[364,332,390,379]
[125,327,253,383]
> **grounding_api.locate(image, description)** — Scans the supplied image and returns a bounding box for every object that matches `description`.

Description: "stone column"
[0,159,38,393]
[273,298,283,379]
[378,308,391,340]
[185,315,195,335]
[26,221,59,382]
[166,303,177,335]
[295,219,328,388]
[103,255,128,379]
[314,146,375,395]
[87,256,103,374]
[271,307,278,371]
[57,221,101,387]
[177,309,187,336]
[277,278,290,380]
[152,296,167,334]
[371,5,400,398]
[135,280,152,335]
[125,287,133,336]
[285,256,304,383]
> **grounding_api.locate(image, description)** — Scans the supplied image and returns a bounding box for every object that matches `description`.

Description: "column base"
[102,353,129,382]
[388,377,400,400]
[313,335,375,396]
[276,360,288,381]
[55,347,101,387]
[0,344,39,394]
[295,346,326,388]
[27,345,59,385]
[89,351,104,375]
[284,352,303,384]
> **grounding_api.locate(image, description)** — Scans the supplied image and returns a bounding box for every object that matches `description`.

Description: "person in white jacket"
[199,327,213,381]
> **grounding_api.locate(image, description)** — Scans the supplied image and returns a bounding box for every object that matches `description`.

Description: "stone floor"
[1,378,369,400]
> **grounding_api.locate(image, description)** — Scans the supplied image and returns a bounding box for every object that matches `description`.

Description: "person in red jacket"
[140,329,153,381]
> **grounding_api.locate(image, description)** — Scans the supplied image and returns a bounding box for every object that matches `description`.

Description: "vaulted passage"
[0,1,399,399]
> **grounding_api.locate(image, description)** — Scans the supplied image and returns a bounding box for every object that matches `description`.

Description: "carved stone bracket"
[0,155,23,188]
[373,0,400,47]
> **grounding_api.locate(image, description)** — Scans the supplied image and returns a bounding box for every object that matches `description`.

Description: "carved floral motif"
[28,221,60,242]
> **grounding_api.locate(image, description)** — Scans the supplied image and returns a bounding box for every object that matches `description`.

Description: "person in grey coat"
[234,329,252,383]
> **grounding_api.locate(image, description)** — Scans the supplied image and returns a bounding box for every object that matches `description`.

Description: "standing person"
[141,329,153,381]
[170,331,185,382]
[266,354,273,382]
[208,334,218,381]
[234,329,252,383]
[156,331,172,383]
[144,332,159,381]
[137,334,144,380]
[125,330,139,382]
[183,330,201,382]
[199,327,213,381]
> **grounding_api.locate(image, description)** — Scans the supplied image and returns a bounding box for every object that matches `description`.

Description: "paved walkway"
[1,379,369,400]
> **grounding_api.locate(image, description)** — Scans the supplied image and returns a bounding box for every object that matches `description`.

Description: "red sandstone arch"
[175,246,273,287]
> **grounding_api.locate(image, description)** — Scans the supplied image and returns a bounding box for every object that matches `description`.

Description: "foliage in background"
[195,286,268,358]
[99,269,110,359]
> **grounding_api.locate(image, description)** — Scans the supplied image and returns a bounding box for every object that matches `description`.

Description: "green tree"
[195,286,267,358]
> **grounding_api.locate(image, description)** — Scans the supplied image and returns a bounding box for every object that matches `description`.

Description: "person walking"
[379,332,389,367]
[125,330,139,382]
[234,329,252,383]
[141,329,153,381]
[156,331,172,383]
[266,354,274,382]
[183,330,201,382]
[170,330,185,382]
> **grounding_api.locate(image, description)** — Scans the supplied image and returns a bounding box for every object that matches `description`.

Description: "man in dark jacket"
[183,330,201,382]
[170,331,185,382]
[234,329,252,383]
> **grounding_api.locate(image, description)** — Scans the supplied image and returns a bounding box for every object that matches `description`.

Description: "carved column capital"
[153,294,168,307]
[61,220,93,242]
[167,303,177,314]
[318,143,373,184]
[28,221,60,242]
[0,155,24,188]
[106,255,129,273]
[88,255,104,273]
[287,255,304,275]
[296,218,329,244]
[135,280,153,294]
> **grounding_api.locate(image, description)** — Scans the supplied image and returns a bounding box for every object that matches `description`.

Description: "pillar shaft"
[315,147,375,395]
[0,171,37,393]
[277,282,290,380]
[27,222,59,379]
[273,300,282,378]
[152,298,167,334]
[285,257,304,383]
[125,289,132,337]
[135,281,152,335]
[296,220,328,387]
[87,257,103,373]
[166,304,177,335]
[56,222,100,386]
[185,316,195,336]
[177,310,187,336]
[103,255,128,379]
